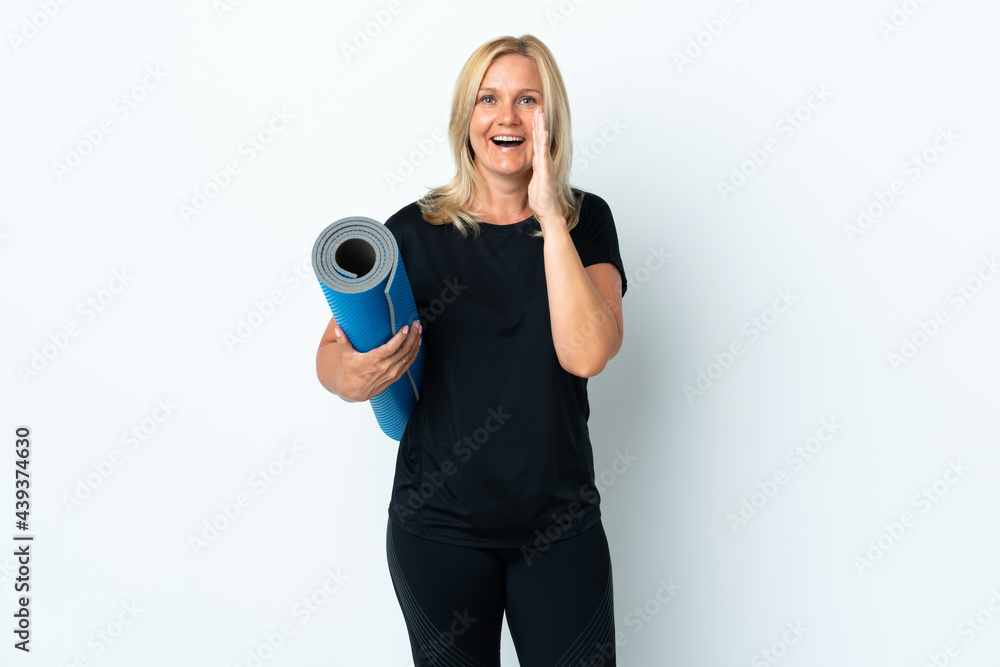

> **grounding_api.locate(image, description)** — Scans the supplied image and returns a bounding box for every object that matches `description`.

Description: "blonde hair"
[418,34,579,239]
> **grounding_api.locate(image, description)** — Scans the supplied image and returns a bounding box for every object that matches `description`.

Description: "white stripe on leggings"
[387,528,489,667]
[552,569,615,667]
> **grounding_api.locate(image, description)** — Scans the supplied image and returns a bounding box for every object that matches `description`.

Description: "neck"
[472,164,532,223]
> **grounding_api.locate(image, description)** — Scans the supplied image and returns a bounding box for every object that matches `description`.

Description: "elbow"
[316,351,355,402]
[317,372,357,403]
[317,375,357,403]
[558,344,619,379]
[316,368,338,396]
[556,320,623,378]
[316,367,339,397]
[569,359,607,379]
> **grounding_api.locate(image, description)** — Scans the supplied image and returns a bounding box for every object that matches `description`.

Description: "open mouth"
[491,135,525,148]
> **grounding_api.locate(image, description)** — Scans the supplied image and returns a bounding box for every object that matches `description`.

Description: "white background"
[3,0,1000,665]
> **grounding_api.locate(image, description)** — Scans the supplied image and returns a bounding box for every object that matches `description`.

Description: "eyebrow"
[478,87,543,95]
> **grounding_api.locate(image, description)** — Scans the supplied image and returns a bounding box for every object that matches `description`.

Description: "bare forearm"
[315,313,422,403]
[315,316,358,402]
[316,342,358,402]
[542,219,621,377]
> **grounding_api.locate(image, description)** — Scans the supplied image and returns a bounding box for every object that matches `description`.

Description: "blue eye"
[480,95,496,104]
[519,96,536,105]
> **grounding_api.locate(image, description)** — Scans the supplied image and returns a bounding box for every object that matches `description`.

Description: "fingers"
[339,319,420,360]
[368,321,423,395]
[532,107,553,183]
[390,326,423,375]
[382,319,421,357]
[529,107,559,226]
[366,320,422,382]
[339,320,422,401]
[533,107,546,170]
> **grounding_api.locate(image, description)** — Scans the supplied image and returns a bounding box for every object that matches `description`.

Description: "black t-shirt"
[384,190,627,548]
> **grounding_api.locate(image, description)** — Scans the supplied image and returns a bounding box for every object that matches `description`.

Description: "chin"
[496,164,530,176]
[476,158,530,180]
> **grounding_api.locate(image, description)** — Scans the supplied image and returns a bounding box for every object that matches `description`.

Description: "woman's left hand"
[528,107,562,230]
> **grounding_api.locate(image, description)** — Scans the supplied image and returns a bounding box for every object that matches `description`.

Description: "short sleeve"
[383,201,421,259]
[571,191,627,297]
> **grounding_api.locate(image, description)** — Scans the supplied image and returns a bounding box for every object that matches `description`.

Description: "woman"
[316,34,626,666]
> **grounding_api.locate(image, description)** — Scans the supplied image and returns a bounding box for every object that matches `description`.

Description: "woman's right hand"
[316,314,423,403]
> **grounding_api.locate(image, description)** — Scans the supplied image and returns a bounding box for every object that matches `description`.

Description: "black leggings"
[386,519,616,667]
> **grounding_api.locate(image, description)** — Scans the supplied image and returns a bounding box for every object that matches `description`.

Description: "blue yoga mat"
[312,216,424,440]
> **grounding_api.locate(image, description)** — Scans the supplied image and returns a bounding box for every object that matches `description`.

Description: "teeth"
[493,135,524,143]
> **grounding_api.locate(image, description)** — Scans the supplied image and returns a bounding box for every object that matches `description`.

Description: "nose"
[498,99,519,125]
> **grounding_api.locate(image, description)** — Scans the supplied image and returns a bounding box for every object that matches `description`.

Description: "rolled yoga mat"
[312,216,425,440]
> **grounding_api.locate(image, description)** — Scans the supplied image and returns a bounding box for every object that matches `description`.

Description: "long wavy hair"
[417,35,579,239]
